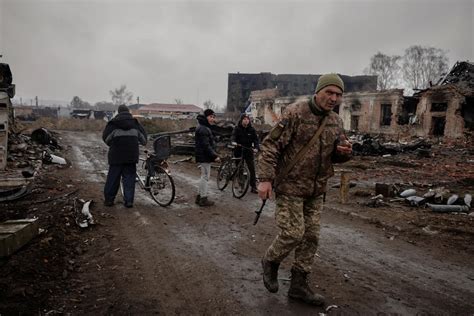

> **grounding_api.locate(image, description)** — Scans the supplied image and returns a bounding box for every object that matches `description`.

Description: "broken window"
[431,102,448,112]
[462,97,474,130]
[398,97,419,125]
[351,103,361,112]
[431,116,446,136]
[351,115,359,131]
[380,104,392,126]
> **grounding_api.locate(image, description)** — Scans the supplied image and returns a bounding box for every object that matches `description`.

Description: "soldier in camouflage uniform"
[257,74,352,306]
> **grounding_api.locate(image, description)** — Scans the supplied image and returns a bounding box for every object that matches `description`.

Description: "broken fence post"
[340,171,352,204]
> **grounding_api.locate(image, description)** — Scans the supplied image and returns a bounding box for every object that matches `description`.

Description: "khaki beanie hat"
[315,73,344,94]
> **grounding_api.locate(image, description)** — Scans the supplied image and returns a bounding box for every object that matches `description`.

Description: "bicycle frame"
[136,154,171,190]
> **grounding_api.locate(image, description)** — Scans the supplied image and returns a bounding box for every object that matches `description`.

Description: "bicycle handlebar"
[228,143,255,151]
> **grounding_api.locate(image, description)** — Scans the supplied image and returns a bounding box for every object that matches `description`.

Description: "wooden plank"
[0,218,39,258]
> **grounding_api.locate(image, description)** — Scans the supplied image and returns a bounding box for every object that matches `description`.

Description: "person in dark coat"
[194,109,220,206]
[231,113,260,193]
[102,104,147,208]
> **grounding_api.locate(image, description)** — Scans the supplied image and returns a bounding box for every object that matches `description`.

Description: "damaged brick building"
[248,61,474,140]
[227,72,377,113]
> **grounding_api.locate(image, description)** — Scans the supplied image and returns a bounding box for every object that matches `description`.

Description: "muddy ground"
[1,130,473,315]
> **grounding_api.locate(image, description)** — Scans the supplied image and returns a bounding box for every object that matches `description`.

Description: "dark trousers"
[235,150,257,189]
[104,163,136,204]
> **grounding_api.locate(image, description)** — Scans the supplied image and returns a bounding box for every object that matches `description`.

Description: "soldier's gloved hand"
[214,156,221,163]
[258,181,272,200]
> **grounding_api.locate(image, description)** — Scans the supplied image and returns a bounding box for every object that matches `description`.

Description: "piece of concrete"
[0,218,39,258]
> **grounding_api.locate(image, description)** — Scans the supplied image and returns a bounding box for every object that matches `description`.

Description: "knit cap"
[315,74,344,94]
[117,104,130,113]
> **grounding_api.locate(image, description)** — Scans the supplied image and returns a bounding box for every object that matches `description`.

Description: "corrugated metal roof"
[138,103,202,113]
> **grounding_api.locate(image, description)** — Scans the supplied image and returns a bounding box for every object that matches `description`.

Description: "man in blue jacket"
[195,109,220,207]
[103,104,147,208]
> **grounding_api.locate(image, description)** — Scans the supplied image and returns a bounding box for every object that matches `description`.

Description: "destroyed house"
[249,61,474,139]
[339,90,405,133]
[410,84,473,138]
[406,61,474,138]
[136,103,202,119]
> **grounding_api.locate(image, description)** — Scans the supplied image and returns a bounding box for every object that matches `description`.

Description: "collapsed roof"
[437,61,474,90]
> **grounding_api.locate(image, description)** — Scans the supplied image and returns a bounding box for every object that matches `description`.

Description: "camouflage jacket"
[258,97,351,198]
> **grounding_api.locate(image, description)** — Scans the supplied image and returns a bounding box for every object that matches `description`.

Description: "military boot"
[198,196,215,207]
[261,258,280,293]
[195,195,201,205]
[288,268,325,306]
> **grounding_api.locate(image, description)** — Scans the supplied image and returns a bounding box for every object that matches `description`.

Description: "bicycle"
[216,143,252,199]
[121,135,176,206]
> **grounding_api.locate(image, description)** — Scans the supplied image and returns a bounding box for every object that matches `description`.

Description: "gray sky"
[1,0,473,108]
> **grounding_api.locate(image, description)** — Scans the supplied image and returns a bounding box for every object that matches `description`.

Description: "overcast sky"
[1,0,473,108]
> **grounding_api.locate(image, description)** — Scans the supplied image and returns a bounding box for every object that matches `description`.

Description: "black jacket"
[195,114,218,163]
[231,117,260,155]
[102,112,147,165]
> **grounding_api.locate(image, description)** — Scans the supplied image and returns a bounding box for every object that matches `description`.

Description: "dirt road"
[9,130,474,315]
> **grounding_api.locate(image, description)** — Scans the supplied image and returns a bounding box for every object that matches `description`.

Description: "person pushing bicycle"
[231,113,260,194]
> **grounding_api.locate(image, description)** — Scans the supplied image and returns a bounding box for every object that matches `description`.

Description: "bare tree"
[203,99,217,110]
[402,45,449,90]
[364,52,401,90]
[174,98,183,104]
[110,85,133,105]
[70,96,91,109]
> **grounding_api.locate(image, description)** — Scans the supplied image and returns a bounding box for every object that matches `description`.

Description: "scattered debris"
[427,204,470,213]
[400,189,416,198]
[422,226,439,235]
[42,151,67,165]
[406,196,426,206]
[464,194,472,208]
[325,305,339,312]
[447,194,459,205]
[74,199,95,228]
[31,128,60,148]
[0,218,39,257]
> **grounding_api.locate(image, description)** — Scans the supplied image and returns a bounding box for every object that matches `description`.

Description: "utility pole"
[137,96,140,104]
[35,96,38,107]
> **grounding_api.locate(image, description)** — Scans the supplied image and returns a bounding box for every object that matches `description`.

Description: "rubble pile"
[351,134,432,156]
[0,129,67,203]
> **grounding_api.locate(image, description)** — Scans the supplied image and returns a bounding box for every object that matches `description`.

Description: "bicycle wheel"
[149,166,175,206]
[232,162,250,198]
[217,159,232,190]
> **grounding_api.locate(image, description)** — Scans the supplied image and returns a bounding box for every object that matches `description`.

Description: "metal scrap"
[74,199,95,228]
[427,204,470,213]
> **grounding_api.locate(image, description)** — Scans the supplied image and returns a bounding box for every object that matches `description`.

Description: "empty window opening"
[431,102,448,112]
[381,104,392,126]
[431,117,446,136]
[351,115,359,131]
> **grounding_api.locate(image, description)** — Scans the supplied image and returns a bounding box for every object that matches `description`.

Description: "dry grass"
[15,117,197,135]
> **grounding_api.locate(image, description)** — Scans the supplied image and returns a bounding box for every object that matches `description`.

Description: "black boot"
[288,268,325,306]
[195,195,201,205]
[261,258,280,293]
[198,196,215,207]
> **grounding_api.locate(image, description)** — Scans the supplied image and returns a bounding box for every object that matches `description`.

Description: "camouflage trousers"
[264,193,323,273]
